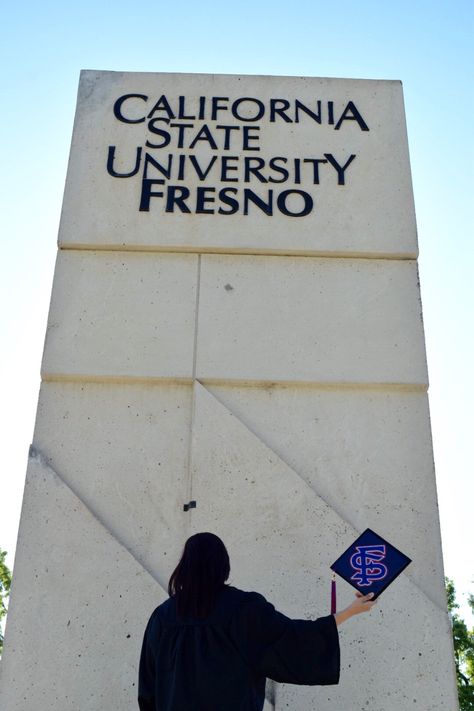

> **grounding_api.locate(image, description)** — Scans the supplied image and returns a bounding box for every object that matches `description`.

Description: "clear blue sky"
[1,0,473,620]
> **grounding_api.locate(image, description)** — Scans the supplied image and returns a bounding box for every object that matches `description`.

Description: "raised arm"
[334,591,376,626]
[231,592,340,686]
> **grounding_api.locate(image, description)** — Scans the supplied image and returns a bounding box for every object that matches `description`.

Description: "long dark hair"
[168,532,230,619]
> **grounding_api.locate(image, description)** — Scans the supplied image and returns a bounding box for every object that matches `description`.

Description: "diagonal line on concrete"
[194,379,367,533]
[27,444,168,594]
[28,442,277,708]
[195,381,446,614]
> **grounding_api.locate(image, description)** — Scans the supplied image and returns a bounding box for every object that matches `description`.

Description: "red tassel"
[331,575,337,614]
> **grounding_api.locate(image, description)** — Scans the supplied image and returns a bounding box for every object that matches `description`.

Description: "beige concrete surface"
[0,448,166,711]
[42,250,198,379]
[59,71,417,257]
[189,383,458,711]
[32,381,192,586]
[196,255,428,385]
[190,383,351,611]
[205,383,445,607]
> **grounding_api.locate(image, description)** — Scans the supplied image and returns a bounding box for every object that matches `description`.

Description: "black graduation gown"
[138,585,340,711]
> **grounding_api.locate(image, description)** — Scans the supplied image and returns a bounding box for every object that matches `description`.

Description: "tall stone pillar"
[0,71,458,710]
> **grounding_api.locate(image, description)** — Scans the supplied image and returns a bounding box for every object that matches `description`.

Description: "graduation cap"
[330,528,411,611]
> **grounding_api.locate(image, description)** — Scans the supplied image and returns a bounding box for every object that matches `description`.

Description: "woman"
[138,532,375,711]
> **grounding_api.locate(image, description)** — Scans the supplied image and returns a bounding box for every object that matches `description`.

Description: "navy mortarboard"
[331,528,412,604]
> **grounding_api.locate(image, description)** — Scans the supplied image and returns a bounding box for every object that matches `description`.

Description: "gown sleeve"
[138,612,158,711]
[231,592,340,686]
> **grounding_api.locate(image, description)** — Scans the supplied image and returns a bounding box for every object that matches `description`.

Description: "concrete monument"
[0,71,458,710]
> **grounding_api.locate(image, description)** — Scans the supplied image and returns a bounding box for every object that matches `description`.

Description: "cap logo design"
[331,528,411,599]
[350,544,388,586]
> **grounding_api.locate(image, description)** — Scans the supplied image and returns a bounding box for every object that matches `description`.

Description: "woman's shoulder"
[146,596,177,626]
[145,586,268,627]
[217,585,270,616]
[223,585,267,605]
